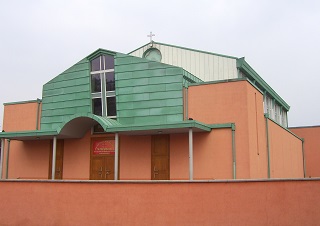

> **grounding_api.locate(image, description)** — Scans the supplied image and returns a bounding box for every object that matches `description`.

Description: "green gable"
[40,50,202,132]
[41,58,91,131]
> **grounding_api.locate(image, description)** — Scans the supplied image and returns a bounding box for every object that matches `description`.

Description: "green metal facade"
[116,53,185,125]
[41,58,91,131]
[40,50,201,131]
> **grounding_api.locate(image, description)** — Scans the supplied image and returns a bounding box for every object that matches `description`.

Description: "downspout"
[185,87,188,120]
[51,136,57,180]
[0,138,4,179]
[231,123,236,179]
[265,114,271,178]
[302,139,306,178]
[5,139,10,179]
[36,98,41,130]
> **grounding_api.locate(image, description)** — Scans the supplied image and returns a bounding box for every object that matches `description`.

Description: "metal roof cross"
[147,32,155,42]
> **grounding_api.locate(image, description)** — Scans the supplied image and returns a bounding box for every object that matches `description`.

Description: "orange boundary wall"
[0,179,319,226]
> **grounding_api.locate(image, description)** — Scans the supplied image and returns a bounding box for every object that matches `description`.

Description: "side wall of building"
[188,81,254,178]
[268,120,304,178]
[3,101,41,132]
[290,126,320,178]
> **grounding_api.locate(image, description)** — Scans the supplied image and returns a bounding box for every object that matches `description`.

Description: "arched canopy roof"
[56,113,121,138]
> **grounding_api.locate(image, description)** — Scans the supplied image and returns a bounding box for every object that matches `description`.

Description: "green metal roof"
[237,58,290,111]
[103,120,212,135]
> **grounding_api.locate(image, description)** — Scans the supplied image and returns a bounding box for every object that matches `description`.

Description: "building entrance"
[151,135,170,180]
[90,138,116,180]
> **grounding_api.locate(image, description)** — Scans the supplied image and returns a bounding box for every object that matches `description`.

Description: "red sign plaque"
[92,140,115,155]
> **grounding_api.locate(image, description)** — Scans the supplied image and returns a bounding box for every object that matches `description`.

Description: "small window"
[104,55,115,69]
[91,57,101,72]
[106,96,116,116]
[92,98,102,116]
[106,72,115,91]
[91,74,102,93]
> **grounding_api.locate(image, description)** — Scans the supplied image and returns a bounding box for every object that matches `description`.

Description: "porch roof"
[103,120,212,135]
[0,112,233,140]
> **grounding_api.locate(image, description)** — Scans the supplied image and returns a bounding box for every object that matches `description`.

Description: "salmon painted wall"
[268,119,303,178]
[188,81,253,178]
[170,133,189,179]
[63,131,91,180]
[290,126,320,178]
[119,135,151,180]
[246,84,268,178]
[2,139,50,179]
[0,180,319,226]
[194,130,233,179]
[3,102,41,132]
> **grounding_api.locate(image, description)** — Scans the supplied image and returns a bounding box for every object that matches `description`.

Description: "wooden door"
[49,140,64,179]
[151,135,170,180]
[90,138,116,180]
[105,156,114,180]
[90,156,105,180]
[90,156,115,180]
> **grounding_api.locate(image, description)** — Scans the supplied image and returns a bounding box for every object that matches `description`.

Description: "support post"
[0,138,5,179]
[231,124,236,179]
[114,133,119,180]
[51,136,57,180]
[5,139,10,179]
[189,128,193,180]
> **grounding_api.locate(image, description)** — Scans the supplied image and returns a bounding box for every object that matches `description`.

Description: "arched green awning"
[56,113,122,138]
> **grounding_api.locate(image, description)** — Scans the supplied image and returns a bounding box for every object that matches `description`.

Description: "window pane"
[106,96,116,116]
[91,74,101,93]
[91,56,101,72]
[104,55,114,70]
[92,98,102,116]
[106,72,115,91]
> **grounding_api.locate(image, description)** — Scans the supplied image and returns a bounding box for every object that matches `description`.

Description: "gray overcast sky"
[0,0,319,129]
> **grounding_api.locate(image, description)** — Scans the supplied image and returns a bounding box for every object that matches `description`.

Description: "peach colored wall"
[2,139,50,179]
[194,130,233,179]
[268,119,304,178]
[170,133,189,179]
[119,135,151,180]
[246,85,268,178]
[290,126,320,177]
[0,180,319,226]
[3,102,41,132]
[63,131,91,180]
[188,81,255,179]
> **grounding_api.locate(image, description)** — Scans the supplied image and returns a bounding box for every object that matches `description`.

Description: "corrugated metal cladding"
[130,43,238,82]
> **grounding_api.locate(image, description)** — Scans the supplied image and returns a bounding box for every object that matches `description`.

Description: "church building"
[0,40,306,180]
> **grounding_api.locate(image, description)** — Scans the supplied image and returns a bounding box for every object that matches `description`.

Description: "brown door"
[49,140,64,179]
[90,138,116,180]
[151,135,170,180]
[90,156,114,180]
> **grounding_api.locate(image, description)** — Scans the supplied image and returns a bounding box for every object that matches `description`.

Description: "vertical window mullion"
[101,73,107,116]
